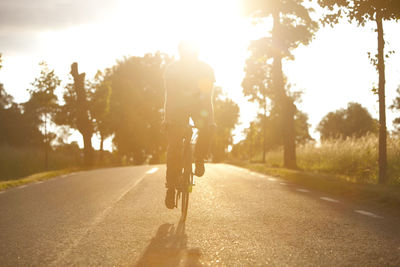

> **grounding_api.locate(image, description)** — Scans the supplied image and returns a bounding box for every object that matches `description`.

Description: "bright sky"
[0,0,399,151]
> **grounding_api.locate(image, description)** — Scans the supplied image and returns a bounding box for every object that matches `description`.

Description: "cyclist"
[163,41,216,209]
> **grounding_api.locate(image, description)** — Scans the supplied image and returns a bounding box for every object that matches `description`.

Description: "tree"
[242,0,318,168]
[104,53,172,164]
[317,102,378,139]
[90,70,113,154]
[390,85,400,132]
[242,120,263,161]
[294,110,313,144]
[210,88,240,162]
[317,0,400,183]
[24,62,60,169]
[234,107,312,162]
[242,39,273,163]
[0,54,43,147]
[55,62,94,166]
[0,54,13,109]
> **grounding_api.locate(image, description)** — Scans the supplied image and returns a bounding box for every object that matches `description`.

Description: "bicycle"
[175,125,196,221]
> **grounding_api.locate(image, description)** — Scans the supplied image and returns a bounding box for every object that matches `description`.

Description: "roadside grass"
[0,168,81,191]
[0,145,82,182]
[229,135,400,213]
[240,134,400,185]
[232,162,400,214]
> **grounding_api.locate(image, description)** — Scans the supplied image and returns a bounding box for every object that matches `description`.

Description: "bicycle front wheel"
[181,189,189,221]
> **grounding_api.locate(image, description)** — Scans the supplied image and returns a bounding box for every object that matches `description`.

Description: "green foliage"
[231,109,313,161]
[390,85,400,132]
[23,61,61,168]
[0,83,13,109]
[243,0,319,57]
[24,61,60,141]
[317,102,378,140]
[231,121,263,161]
[210,88,240,162]
[0,55,42,147]
[0,54,13,109]
[104,53,173,164]
[90,70,113,150]
[318,0,400,26]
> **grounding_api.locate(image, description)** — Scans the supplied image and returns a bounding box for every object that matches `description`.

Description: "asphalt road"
[0,164,399,266]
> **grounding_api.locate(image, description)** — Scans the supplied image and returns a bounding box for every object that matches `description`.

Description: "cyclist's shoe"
[194,160,205,177]
[165,188,175,209]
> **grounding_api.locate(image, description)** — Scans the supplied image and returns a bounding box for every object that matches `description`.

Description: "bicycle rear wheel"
[181,130,193,220]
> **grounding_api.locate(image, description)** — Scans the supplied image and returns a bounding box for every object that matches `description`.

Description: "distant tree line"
[232,101,380,162]
[0,53,239,179]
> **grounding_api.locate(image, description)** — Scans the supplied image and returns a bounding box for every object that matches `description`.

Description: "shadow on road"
[135,219,202,267]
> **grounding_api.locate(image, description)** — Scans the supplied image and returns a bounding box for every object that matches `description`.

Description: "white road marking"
[267,177,278,182]
[35,181,43,184]
[18,185,28,189]
[354,210,384,219]
[320,197,340,203]
[60,175,68,178]
[296,188,310,193]
[146,167,159,174]
[279,182,288,186]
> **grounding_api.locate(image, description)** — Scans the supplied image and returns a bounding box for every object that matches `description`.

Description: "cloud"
[0,0,119,31]
[0,0,120,55]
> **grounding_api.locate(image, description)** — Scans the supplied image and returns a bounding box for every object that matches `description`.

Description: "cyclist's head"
[178,40,199,61]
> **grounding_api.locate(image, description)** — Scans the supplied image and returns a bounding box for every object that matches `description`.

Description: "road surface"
[0,164,399,266]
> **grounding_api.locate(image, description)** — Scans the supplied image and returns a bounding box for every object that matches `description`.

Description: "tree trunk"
[272,11,297,169]
[283,97,297,169]
[44,113,48,170]
[82,131,93,166]
[70,62,94,167]
[376,12,387,184]
[262,94,267,163]
[99,133,104,164]
[100,134,104,152]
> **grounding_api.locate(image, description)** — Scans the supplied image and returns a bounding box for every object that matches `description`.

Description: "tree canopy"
[317,102,378,139]
[103,53,172,164]
[211,88,240,162]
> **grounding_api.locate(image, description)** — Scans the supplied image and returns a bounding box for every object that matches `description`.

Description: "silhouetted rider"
[163,41,215,209]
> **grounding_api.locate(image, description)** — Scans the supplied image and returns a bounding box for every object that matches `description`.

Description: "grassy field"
[244,134,400,185]
[0,145,121,182]
[0,145,82,181]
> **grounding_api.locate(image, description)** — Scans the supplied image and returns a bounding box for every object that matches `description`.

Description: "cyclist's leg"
[166,127,185,189]
[191,106,213,175]
[166,108,189,188]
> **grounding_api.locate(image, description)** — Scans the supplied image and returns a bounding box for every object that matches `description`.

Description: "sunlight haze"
[1,0,399,150]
